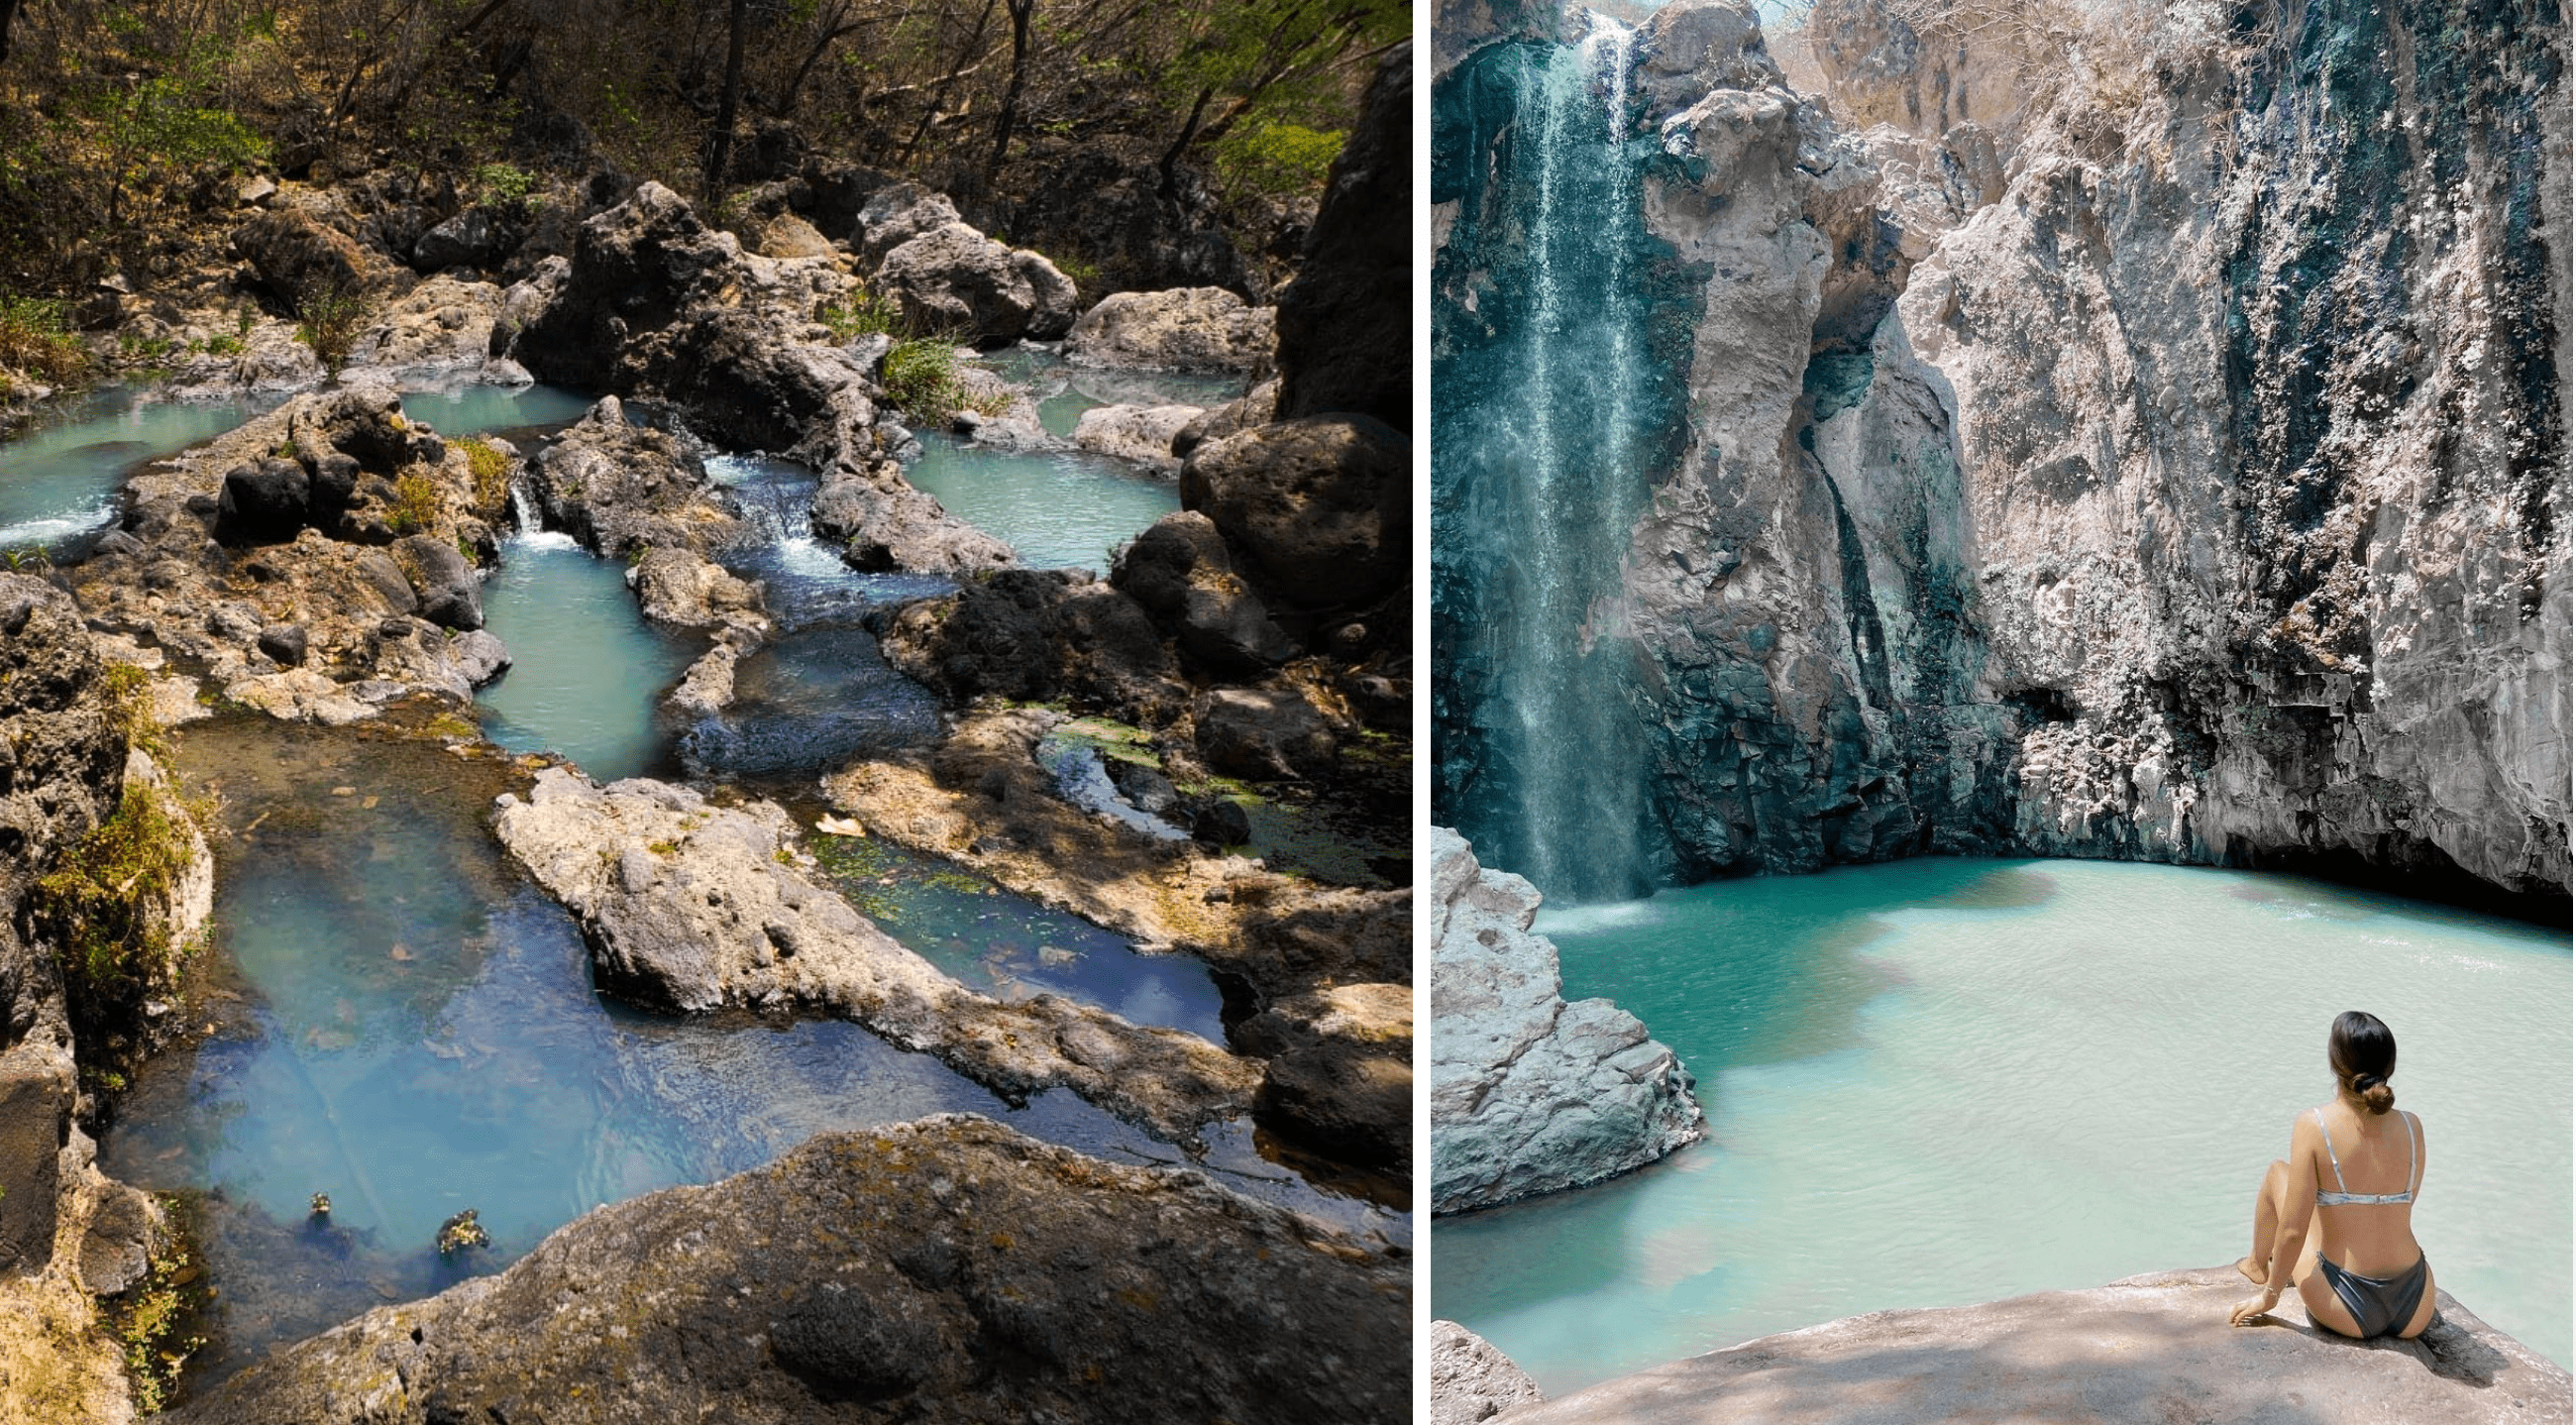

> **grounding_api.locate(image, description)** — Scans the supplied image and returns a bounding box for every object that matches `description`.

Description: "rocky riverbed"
[0,39,1411,1418]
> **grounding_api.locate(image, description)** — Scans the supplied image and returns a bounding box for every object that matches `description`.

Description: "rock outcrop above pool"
[492,769,1259,1142]
[62,382,533,723]
[1430,1320,1546,1425]
[1428,826,1703,1215]
[1431,0,2571,905]
[0,575,186,1422]
[163,1114,1410,1425]
[1467,1265,2572,1425]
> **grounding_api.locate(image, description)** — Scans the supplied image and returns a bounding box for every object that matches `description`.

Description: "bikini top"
[2313,1107,2419,1206]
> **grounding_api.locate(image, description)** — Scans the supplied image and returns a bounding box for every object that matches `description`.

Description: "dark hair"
[2329,1010,2398,1115]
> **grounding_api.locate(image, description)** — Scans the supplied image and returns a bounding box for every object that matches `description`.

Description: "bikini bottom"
[2315,1253,2429,1338]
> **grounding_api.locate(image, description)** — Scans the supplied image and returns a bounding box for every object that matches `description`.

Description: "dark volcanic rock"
[1236,982,1412,1170]
[1274,46,1412,430]
[874,222,1081,345]
[1181,415,1410,609]
[392,533,483,631]
[256,623,310,666]
[1192,687,1337,780]
[165,1116,1408,1425]
[525,397,740,557]
[215,459,315,545]
[880,570,1186,722]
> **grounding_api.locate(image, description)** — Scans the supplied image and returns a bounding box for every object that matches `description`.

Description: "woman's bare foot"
[2235,1255,2267,1287]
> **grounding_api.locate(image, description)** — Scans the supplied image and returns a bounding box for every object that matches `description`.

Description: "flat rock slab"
[492,769,1257,1142]
[1501,1266,2571,1425]
[166,1115,1409,1425]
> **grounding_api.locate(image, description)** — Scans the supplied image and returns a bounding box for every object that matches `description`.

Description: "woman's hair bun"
[2359,1079,2396,1114]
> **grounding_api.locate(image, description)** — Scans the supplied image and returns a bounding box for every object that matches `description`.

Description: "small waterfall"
[1434,17,1661,904]
[506,481,540,536]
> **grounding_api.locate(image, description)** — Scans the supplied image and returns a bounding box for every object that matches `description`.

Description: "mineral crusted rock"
[1428,826,1703,1214]
[166,1117,1408,1425]
[1500,1266,2571,1425]
[491,770,1257,1141]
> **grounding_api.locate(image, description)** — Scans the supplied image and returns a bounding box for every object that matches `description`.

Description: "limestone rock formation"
[165,1116,1409,1425]
[492,771,1256,1141]
[877,569,1187,723]
[1065,287,1276,374]
[524,397,742,558]
[1428,827,1704,1214]
[1493,1266,2571,1425]
[1431,0,2570,905]
[1430,1320,1546,1425]
[1072,401,1204,473]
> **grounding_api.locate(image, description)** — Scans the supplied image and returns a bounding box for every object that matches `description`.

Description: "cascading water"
[1433,15,1669,903]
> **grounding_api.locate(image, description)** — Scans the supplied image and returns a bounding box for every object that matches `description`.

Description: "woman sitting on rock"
[2228,1010,2435,1340]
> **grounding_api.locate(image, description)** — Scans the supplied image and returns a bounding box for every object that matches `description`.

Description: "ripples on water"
[1434,857,2571,1389]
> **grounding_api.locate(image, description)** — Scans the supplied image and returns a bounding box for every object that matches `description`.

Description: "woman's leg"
[2237,1160,2291,1285]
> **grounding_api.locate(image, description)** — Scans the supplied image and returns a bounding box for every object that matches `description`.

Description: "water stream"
[0,386,282,548]
[1432,18,1664,904]
[1432,858,2573,1389]
[2,375,1399,1390]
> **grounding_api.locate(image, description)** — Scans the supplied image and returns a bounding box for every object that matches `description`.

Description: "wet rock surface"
[493,770,1258,1141]
[1428,827,1703,1215]
[1491,1266,2570,1425]
[166,1115,1409,1425]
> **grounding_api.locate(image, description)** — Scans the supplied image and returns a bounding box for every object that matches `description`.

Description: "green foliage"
[0,295,92,384]
[818,288,903,342]
[293,282,373,379]
[108,1218,208,1416]
[470,162,537,206]
[1211,120,1344,200]
[459,435,511,512]
[31,774,198,1012]
[881,337,965,424]
[388,470,441,534]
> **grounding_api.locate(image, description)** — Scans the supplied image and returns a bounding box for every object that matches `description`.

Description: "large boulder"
[213,459,315,546]
[1180,414,1409,609]
[1234,982,1412,1170]
[1071,403,1204,474]
[166,1118,1408,1425]
[510,181,745,393]
[524,397,740,557]
[1498,1266,2570,1425]
[232,208,388,303]
[1065,288,1276,375]
[1191,687,1337,781]
[879,570,1187,723]
[850,182,963,264]
[1428,826,1703,1214]
[1111,512,1296,674]
[809,458,1018,576]
[874,223,1080,345]
[391,533,483,631]
[1272,46,1410,429]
